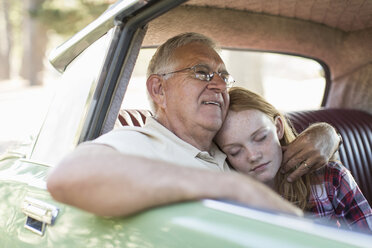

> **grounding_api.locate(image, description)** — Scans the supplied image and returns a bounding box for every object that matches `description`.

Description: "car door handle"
[21,197,59,236]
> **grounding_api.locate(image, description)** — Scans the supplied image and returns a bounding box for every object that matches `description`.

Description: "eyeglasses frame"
[158,64,235,88]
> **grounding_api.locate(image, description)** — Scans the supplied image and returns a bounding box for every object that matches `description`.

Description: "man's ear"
[146,74,166,109]
[274,115,285,140]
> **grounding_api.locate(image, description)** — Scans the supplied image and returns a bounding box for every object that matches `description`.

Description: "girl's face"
[215,109,284,185]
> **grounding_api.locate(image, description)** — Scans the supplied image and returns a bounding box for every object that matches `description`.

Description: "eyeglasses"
[159,64,235,88]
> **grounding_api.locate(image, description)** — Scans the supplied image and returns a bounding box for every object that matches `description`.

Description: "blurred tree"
[1,0,111,86]
[21,0,111,86]
[32,0,111,37]
[0,0,12,80]
[20,0,47,86]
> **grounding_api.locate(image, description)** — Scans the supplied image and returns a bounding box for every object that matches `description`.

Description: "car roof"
[143,0,372,80]
[185,0,372,32]
[50,0,372,79]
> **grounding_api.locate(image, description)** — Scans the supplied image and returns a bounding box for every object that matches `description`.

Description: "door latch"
[21,197,59,236]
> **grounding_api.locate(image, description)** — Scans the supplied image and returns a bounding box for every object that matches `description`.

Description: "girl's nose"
[246,148,263,163]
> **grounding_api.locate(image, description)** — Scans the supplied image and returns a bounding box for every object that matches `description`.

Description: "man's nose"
[206,73,227,92]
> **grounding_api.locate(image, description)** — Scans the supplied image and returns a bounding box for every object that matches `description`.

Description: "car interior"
[115,0,372,205]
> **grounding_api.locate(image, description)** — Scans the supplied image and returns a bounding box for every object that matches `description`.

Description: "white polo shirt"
[92,117,230,171]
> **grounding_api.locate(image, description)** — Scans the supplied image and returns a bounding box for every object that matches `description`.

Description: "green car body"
[1,157,371,247]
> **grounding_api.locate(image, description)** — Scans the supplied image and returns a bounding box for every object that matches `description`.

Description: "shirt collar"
[145,117,226,164]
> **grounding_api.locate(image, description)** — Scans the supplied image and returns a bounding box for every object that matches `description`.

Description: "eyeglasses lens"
[192,65,234,87]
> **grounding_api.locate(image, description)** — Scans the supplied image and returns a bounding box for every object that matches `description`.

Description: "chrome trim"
[76,25,123,143]
[18,158,52,168]
[202,199,372,247]
[48,0,148,73]
[22,197,59,236]
[0,151,26,161]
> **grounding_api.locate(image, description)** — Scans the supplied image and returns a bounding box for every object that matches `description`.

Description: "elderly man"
[47,33,340,217]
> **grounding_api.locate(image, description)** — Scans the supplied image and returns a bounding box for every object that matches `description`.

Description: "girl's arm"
[329,162,372,233]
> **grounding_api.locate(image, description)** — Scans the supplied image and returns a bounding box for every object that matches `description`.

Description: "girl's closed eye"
[255,133,267,142]
[228,147,241,157]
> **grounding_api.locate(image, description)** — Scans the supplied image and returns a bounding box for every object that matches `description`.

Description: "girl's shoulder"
[312,160,351,186]
[324,160,348,174]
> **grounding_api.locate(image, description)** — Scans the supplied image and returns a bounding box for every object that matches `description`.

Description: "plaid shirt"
[307,161,372,234]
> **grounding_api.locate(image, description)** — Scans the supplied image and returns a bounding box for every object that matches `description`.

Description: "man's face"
[162,42,230,134]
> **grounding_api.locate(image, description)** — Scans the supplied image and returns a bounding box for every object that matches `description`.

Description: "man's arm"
[47,144,302,217]
[281,122,341,182]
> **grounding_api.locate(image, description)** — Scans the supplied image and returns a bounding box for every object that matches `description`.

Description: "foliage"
[31,0,111,37]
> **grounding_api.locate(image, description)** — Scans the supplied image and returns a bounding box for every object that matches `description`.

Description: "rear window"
[123,48,327,112]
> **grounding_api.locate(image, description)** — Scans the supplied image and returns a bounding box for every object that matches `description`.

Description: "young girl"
[215,87,372,233]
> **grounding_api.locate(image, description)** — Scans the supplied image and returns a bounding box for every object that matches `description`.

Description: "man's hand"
[281,123,341,182]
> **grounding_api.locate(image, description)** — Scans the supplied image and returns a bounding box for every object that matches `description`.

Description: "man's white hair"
[146,32,218,112]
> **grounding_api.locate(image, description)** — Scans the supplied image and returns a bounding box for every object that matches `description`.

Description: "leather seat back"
[286,109,372,205]
[117,109,152,127]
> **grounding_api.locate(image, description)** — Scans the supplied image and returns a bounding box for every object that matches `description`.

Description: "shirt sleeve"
[328,161,372,233]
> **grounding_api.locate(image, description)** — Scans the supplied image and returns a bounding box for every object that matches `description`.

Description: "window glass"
[221,50,326,112]
[32,32,112,164]
[123,48,326,112]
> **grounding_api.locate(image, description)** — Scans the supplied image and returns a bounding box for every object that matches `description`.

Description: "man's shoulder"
[94,124,163,147]
[85,125,160,159]
[111,125,155,136]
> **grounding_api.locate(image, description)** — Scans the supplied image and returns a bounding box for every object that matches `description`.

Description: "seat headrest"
[117,109,153,127]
